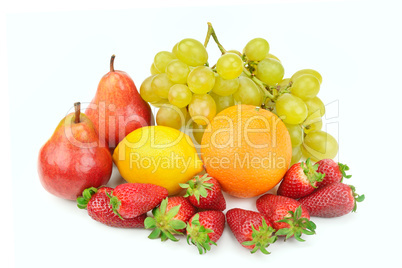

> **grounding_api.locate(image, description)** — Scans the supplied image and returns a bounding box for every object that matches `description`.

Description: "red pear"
[38,103,113,200]
[85,55,152,150]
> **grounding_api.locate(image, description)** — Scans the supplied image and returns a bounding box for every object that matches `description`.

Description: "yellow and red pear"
[86,55,152,150]
[38,103,113,200]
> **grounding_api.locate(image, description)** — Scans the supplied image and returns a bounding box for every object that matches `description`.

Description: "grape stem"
[204,22,283,106]
[204,22,227,55]
[242,67,275,101]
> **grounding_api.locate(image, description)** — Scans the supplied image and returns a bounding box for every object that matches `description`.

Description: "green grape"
[304,96,325,117]
[275,93,308,124]
[233,76,263,106]
[168,84,192,108]
[216,53,243,80]
[302,130,338,161]
[151,73,175,99]
[166,59,190,84]
[191,121,206,145]
[150,98,170,108]
[291,146,303,166]
[211,73,239,96]
[209,92,234,114]
[187,66,215,94]
[154,51,177,73]
[172,42,179,56]
[244,38,270,61]
[150,63,160,75]
[188,94,216,126]
[303,113,323,134]
[256,58,284,86]
[266,53,280,62]
[140,75,161,103]
[227,49,242,57]
[291,74,320,100]
[284,123,304,147]
[175,38,208,67]
[239,72,250,78]
[291,69,322,84]
[156,105,188,130]
[278,78,291,88]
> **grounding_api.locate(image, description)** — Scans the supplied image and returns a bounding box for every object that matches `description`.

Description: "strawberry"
[277,158,325,199]
[299,182,365,218]
[144,197,197,241]
[226,208,277,254]
[77,187,146,228]
[108,183,168,219]
[180,173,226,211]
[186,210,225,254]
[256,194,316,241]
[316,159,352,188]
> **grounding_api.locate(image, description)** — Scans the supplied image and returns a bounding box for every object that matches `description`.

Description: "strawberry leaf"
[165,204,181,220]
[179,183,190,189]
[338,163,352,181]
[180,174,214,203]
[259,246,270,255]
[163,230,179,242]
[302,158,325,188]
[144,217,157,229]
[240,218,277,255]
[159,197,168,214]
[148,228,161,239]
[144,198,186,242]
[170,220,187,230]
[76,187,98,209]
[186,213,217,254]
[276,205,316,242]
[349,185,365,212]
[152,206,161,219]
[106,191,124,220]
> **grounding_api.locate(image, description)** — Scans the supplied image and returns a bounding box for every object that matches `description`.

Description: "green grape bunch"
[139,22,339,162]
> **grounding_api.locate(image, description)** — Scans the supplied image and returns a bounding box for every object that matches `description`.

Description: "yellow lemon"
[113,126,203,195]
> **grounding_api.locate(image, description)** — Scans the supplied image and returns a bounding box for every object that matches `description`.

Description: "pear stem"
[74,102,81,124]
[110,54,115,72]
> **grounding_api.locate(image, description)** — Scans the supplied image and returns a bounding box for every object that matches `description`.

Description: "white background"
[1,0,401,267]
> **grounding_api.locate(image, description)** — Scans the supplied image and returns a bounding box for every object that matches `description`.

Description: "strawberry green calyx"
[338,163,352,181]
[76,187,98,209]
[106,192,124,220]
[242,218,278,255]
[301,158,325,188]
[350,185,365,212]
[186,214,216,254]
[275,206,317,242]
[144,198,187,242]
[180,174,214,203]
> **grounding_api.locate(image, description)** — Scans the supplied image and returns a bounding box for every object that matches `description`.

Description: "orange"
[200,105,292,198]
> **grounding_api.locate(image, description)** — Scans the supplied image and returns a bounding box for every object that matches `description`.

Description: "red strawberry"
[226,208,277,254]
[299,182,365,218]
[108,183,168,219]
[180,174,226,211]
[277,158,325,199]
[186,210,225,254]
[144,197,197,241]
[316,159,352,188]
[77,187,146,228]
[256,194,316,241]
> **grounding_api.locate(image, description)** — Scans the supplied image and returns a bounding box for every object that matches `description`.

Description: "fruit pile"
[140,22,337,164]
[37,22,364,255]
